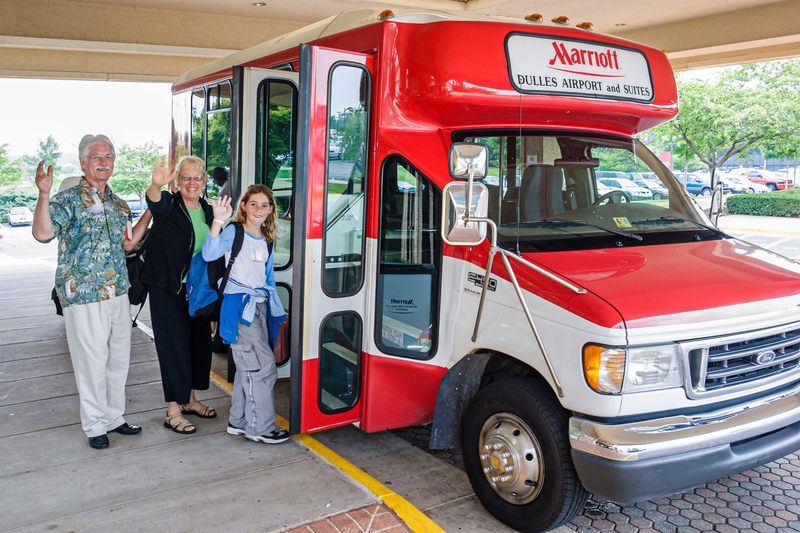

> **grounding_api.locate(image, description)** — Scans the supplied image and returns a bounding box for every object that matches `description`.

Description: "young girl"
[203,185,288,444]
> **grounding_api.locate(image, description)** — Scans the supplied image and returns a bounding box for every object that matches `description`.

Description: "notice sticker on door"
[612,217,632,229]
[382,324,404,346]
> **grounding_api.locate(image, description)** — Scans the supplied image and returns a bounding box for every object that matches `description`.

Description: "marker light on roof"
[525,13,544,23]
[378,9,394,20]
[576,22,594,31]
[552,16,570,25]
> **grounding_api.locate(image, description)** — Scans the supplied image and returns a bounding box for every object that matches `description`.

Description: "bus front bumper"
[569,383,800,502]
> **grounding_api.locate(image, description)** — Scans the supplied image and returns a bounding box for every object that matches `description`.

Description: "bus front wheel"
[462,378,588,532]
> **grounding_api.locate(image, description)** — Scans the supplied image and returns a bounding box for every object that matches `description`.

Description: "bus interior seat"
[484,183,500,223]
[519,164,565,222]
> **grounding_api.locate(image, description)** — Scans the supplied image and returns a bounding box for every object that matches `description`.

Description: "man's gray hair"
[78,134,116,160]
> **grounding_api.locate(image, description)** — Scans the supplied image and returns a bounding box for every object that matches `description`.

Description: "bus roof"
[174,7,647,91]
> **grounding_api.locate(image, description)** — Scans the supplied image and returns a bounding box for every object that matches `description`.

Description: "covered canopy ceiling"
[1,0,798,83]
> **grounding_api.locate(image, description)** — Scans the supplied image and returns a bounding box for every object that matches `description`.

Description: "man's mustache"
[96,165,111,171]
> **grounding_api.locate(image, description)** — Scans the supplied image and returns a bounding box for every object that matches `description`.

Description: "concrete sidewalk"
[0,250,511,533]
[0,257,385,533]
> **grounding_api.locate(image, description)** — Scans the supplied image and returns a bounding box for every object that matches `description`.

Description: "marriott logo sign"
[506,33,653,102]
[548,42,620,72]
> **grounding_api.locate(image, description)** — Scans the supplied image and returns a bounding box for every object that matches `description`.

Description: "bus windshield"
[464,134,716,250]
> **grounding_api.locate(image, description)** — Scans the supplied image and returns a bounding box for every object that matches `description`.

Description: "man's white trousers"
[63,294,131,437]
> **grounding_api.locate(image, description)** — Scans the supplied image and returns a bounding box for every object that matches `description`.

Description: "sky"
[0,78,172,160]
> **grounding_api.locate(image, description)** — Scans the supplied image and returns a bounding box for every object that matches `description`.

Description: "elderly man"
[33,134,142,449]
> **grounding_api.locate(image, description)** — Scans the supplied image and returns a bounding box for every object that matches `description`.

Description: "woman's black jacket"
[141,191,214,294]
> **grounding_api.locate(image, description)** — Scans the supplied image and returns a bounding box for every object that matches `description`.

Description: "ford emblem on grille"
[753,350,777,365]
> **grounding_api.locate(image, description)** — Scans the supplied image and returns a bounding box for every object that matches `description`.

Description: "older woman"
[142,156,218,434]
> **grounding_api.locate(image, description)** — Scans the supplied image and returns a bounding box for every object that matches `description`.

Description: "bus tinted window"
[191,88,204,160]
[376,158,440,359]
[322,64,370,296]
[256,79,296,270]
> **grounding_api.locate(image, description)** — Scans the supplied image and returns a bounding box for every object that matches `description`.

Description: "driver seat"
[518,164,565,222]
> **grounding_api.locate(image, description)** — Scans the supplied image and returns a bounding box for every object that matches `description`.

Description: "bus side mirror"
[449,143,488,179]
[441,181,488,246]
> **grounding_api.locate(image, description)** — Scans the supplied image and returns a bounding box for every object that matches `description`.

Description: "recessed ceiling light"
[253,2,266,6]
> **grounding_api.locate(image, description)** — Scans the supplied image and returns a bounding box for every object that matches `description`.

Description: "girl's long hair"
[231,184,278,243]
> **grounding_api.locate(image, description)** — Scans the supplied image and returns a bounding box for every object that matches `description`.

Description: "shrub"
[726,189,800,217]
[0,190,38,221]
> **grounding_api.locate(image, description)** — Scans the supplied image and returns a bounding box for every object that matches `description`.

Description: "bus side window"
[255,79,296,270]
[376,158,440,359]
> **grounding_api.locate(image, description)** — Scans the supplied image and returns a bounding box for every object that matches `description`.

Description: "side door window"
[376,157,440,359]
[322,64,370,296]
[255,79,296,270]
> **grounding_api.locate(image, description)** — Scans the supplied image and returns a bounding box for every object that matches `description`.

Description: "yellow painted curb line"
[209,370,445,533]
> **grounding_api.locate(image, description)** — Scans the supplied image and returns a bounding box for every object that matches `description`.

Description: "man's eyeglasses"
[181,175,204,183]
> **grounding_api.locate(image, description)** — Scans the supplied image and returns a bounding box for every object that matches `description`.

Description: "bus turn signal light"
[583,344,625,394]
[378,10,394,20]
[576,22,594,31]
[525,13,544,23]
[552,16,570,25]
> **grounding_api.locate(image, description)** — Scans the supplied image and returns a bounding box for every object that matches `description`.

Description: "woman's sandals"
[164,412,197,434]
[180,400,217,419]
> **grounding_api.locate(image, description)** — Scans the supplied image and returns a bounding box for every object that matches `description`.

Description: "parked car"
[738,169,792,191]
[598,177,653,200]
[678,173,730,196]
[125,199,143,218]
[596,170,635,181]
[633,179,669,200]
[7,206,33,226]
[723,175,770,194]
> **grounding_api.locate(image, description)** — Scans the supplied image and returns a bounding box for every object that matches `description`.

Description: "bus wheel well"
[429,351,549,450]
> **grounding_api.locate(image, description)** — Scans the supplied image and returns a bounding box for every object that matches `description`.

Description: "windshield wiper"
[631,216,727,236]
[514,218,643,241]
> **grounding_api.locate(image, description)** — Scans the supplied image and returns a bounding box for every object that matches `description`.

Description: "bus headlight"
[624,345,683,393]
[583,344,683,395]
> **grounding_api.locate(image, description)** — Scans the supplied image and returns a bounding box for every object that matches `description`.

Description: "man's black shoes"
[88,435,110,449]
[109,423,142,435]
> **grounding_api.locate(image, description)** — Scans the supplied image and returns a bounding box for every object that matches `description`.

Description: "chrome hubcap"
[478,412,543,504]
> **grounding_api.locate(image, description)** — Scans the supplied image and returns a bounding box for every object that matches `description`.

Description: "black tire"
[653,193,662,200]
[768,183,778,191]
[462,378,588,532]
[700,187,711,197]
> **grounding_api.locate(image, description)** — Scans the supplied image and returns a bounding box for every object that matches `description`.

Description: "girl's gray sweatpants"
[229,301,278,437]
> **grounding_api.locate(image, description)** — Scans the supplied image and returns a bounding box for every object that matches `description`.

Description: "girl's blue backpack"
[187,224,245,320]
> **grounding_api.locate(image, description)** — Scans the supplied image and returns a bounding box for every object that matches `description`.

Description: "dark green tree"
[648,60,800,187]
[110,142,164,205]
[22,135,62,177]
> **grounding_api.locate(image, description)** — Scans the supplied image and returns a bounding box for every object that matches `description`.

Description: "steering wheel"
[593,190,630,206]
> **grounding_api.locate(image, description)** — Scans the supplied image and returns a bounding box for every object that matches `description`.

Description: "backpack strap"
[218,223,245,296]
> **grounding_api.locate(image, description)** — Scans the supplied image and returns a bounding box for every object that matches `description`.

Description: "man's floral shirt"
[47,178,131,308]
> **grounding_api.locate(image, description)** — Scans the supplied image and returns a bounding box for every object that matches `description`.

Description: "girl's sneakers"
[226,423,246,436]
[244,428,290,444]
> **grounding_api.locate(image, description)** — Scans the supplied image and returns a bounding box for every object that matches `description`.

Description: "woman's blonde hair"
[232,184,278,243]
[173,155,208,189]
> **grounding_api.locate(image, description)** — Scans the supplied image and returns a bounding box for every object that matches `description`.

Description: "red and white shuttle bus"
[171,8,800,532]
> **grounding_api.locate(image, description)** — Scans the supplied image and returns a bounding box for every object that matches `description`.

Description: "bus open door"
[289,45,375,434]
